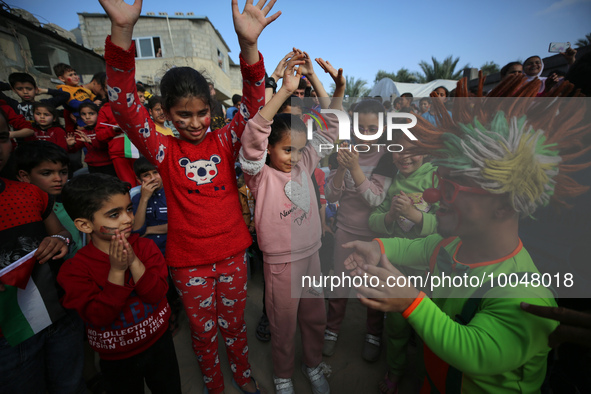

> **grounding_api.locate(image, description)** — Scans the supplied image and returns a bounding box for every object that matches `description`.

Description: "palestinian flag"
[124,135,140,158]
[0,252,66,346]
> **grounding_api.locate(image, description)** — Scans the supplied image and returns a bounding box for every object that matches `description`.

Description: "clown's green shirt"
[378,235,558,393]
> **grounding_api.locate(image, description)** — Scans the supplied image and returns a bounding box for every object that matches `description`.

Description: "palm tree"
[374,68,420,83]
[417,55,468,82]
[480,61,500,76]
[332,76,369,98]
[575,33,591,48]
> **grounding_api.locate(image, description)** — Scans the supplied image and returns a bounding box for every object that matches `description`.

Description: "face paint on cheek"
[203,116,210,127]
[175,120,187,130]
[99,226,118,236]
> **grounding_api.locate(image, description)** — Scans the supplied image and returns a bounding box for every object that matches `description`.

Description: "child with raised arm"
[99,0,279,392]
[239,51,343,394]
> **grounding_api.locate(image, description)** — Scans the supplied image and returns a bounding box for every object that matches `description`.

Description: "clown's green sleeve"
[378,235,558,392]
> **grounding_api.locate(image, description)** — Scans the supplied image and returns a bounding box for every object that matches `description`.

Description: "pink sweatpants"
[264,252,326,378]
[170,251,250,394]
[326,228,384,336]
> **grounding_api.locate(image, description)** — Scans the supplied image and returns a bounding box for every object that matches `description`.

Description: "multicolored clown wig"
[414,73,590,217]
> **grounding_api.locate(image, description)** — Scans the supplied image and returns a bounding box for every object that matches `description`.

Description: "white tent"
[368,78,458,100]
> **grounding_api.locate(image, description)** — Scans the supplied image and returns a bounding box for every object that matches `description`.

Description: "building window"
[217,49,224,69]
[133,37,162,59]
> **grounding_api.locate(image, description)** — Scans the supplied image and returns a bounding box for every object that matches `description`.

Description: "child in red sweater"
[57,173,180,393]
[26,102,68,150]
[99,0,280,392]
[67,102,116,177]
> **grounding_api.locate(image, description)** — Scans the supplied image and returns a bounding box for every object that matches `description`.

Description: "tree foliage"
[331,75,369,98]
[417,55,469,82]
[480,61,500,76]
[575,33,591,48]
[374,68,420,83]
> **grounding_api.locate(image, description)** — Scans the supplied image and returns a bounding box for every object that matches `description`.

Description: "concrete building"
[77,12,242,104]
[0,7,105,93]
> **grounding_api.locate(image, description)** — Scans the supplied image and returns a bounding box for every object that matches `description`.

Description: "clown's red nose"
[422,188,441,204]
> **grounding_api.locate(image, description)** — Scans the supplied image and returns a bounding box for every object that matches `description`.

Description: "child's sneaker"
[362,333,381,362]
[322,329,338,357]
[273,376,294,394]
[301,362,331,394]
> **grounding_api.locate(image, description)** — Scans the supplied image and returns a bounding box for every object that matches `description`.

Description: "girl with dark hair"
[100,0,279,392]
[239,51,342,394]
[25,102,68,150]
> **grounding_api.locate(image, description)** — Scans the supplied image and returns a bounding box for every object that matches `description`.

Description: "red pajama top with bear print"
[104,36,265,267]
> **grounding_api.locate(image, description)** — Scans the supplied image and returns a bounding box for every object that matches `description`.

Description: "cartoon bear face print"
[139,119,150,138]
[225,337,235,346]
[219,275,233,283]
[107,85,121,102]
[186,277,206,287]
[239,103,250,121]
[179,155,221,185]
[204,319,215,332]
[221,296,237,307]
[243,369,251,378]
[203,376,212,384]
[200,295,213,308]
[126,92,135,108]
[156,144,166,163]
[218,317,228,329]
[231,363,237,373]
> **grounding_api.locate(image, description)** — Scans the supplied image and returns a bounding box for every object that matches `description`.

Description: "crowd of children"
[1,0,590,393]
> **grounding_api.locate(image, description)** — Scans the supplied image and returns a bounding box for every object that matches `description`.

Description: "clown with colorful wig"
[342,74,590,393]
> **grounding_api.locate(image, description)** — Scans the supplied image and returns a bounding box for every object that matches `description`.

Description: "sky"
[10,0,591,92]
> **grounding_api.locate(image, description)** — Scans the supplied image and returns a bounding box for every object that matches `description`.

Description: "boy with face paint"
[342,77,590,392]
[58,173,181,393]
[53,63,100,129]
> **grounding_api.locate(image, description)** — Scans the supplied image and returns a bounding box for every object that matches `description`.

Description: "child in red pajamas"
[99,0,280,392]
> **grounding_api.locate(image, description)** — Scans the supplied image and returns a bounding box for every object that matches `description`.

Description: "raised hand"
[66,132,76,147]
[99,0,142,29]
[337,148,359,171]
[109,231,131,271]
[280,54,305,94]
[294,48,315,78]
[98,0,142,49]
[271,51,294,81]
[75,131,92,144]
[316,58,345,89]
[140,178,160,200]
[232,0,281,64]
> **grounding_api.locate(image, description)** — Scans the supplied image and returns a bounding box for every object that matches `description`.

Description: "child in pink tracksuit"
[239,51,343,394]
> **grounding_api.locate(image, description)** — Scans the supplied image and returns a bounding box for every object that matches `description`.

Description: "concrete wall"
[0,11,104,100]
[79,14,243,102]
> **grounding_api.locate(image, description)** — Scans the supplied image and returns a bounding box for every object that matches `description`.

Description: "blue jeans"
[0,310,85,394]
